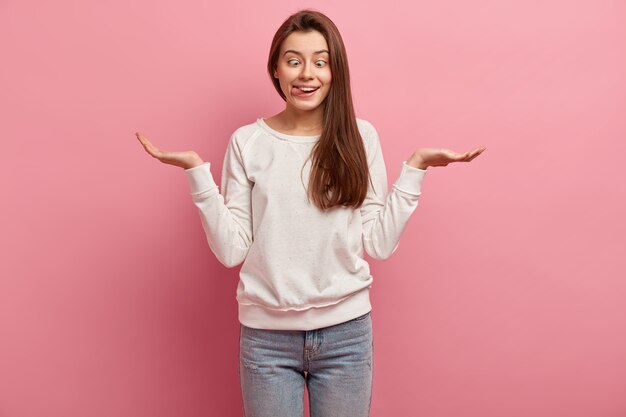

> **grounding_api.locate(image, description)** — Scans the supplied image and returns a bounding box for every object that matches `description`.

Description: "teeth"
[298,87,317,92]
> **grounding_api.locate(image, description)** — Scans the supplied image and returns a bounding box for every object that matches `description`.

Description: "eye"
[315,60,327,67]
[288,59,300,65]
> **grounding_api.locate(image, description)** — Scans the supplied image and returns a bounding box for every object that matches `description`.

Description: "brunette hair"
[267,9,370,211]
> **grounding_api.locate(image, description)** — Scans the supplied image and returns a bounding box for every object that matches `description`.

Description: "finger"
[136,132,151,149]
[442,149,464,160]
[461,147,482,159]
[135,132,149,144]
[137,132,154,148]
[467,154,479,162]
[467,149,481,159]
[468,150,483,161]
[137,133,162,157]
[466,148,485,162]
[454,150,472,161]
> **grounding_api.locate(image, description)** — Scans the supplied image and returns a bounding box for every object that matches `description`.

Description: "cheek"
[276,65,291,80]
[324,71,332,85]
[277,73,292,91]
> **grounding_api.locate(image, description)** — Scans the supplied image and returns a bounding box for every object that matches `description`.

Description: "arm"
[360,123,427,260]
[184,133,254,268]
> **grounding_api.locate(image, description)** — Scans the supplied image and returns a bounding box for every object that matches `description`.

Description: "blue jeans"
[239,311,374,417]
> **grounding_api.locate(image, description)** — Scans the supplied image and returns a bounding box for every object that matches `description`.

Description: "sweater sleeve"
[360,122,427,260]
[184,132,254,268]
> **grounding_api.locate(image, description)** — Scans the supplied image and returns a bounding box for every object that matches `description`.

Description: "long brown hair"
[267,9,370,211]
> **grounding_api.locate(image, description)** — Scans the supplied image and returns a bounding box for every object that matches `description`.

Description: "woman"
[136,9,484,417]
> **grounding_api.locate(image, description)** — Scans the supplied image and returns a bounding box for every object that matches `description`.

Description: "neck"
[280,103,325,133]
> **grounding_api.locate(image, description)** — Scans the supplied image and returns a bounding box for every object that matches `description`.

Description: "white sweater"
[184,118,426,330]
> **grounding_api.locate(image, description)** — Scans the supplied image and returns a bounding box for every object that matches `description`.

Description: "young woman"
[136,9,484,417]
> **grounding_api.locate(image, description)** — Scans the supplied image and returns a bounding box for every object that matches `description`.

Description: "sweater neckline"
[257,118,321,143]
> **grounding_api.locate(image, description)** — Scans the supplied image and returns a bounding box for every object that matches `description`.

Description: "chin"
[300,103,323,111]
[290,102,323,112]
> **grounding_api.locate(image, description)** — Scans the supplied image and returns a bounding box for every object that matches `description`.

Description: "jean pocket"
[240,357,260,374]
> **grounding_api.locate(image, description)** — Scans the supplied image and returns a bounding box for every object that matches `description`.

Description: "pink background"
[1,0,625,416]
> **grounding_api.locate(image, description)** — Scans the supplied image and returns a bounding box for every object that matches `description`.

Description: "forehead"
[280,30,328,54]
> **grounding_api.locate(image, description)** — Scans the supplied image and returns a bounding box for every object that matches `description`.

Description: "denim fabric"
[239,311,374,417]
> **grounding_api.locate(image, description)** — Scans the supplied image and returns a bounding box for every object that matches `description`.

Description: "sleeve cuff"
[184,162,219,194]
[392,161,427,196]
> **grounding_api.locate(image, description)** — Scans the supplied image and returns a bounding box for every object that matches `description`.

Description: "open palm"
[135,132,204,170]
[409,146,486,169]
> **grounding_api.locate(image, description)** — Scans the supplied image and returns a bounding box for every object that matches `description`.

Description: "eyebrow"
[283,49,329,56]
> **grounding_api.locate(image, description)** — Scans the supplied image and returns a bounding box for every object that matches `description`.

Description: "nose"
[299,62,314,79]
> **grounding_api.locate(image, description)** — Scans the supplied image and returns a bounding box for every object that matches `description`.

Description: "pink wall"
[1,0,625,416]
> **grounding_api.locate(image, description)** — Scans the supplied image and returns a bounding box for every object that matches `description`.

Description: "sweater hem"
[238,288,372,331]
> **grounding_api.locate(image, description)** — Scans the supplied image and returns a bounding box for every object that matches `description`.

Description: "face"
[274,30,332,113]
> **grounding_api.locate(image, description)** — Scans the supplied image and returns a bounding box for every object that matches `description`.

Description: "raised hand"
[407,146,486,169]
[135,132,204,170]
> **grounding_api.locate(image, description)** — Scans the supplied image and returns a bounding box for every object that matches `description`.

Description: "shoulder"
[227,119,264,155]
[356,117,377,137]
[231,119,262,141]
[356,117,381,146]
[355,117,382,159]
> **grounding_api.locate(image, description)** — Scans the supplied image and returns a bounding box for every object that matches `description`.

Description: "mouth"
[291,85,321,98]
[294,85,320,91]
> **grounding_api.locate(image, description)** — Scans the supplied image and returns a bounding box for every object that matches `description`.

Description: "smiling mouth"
[291,85,321,98]
[294,86,320,92]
